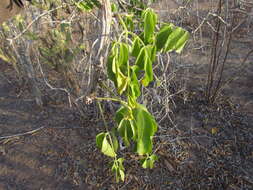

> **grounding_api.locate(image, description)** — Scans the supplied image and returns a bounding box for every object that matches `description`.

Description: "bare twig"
[0,126,46,140]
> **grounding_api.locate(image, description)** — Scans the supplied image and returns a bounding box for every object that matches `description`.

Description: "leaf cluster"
[96,7,189,182]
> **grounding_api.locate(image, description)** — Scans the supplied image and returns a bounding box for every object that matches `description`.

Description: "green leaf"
[174,30,190,53]
[129,68,141,99]
[131,37,143,58]
[101,136,116,157]
[107,43,129,94]
[135,45,156,87]
[96,132,106,150]
[115,107,138,141]
[96,133,116,157]
[141,154,158,169]
[141,54,153,86]
[156,24,174,51]
[150,45,157,62]
[119,43,129,67]
[118,157,124,168]
[164,27,189,53]
[111,3,118,12]
[123,14,134,31]
[111,128,119,152]
[134,47,145,71]
[116,70,129,95]
[134,46,156,85]
[149,154,158,168]
[141,158,150,169]
[143,9,157,43]
[75,0,101,12]
[118,119,133,147]
[119,169,125,181]
[133,104,158,155]
[129,120,138,141]
[107,54,117,84]
[112,158,125,182]
[115,106,129,124]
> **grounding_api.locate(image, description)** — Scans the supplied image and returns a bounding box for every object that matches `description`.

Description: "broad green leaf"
[133,105,158,155]
[143,9,157,43]
[123,14,134,31]
[111,3,118,12]
[134,47,145,70]
[112,56,118,74]
[107,55,117,84]
[141,154,158,169]
[136,46,155,87]
[115,106,129,124]
[156,24,174,51]
[141,55,153,86]
[145,45,157,62]
[112,158,125,182]
[108,43,130,94]
[111,161,119,182]
[150,154,158,161]
[118,119,133,147]
[115,107,137,141]
[129,120,138,141]
[141,158,150,169]
[131,65,141,78]
[116,70,128,95]
[118,157,125,169]
[149,154,158,168]
[75,1,91,11]
[128,95,137,109]
[135,46,156,82]
[174,31,190,53]
[111,128,119,152]
[150,45,157,62]
[131,37,143,58]
[107,43,116,74]
[75,0,101,12]
[119,43,129,67]
[96,133,116,157]
[101,135,116,157]
[96,132,106,150]
[119,169,125,181]
[129,69,141,99]
[164,27,188,52]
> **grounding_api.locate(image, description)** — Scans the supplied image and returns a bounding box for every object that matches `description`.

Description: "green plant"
[0,0,189,182]
[95,8,189,182]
